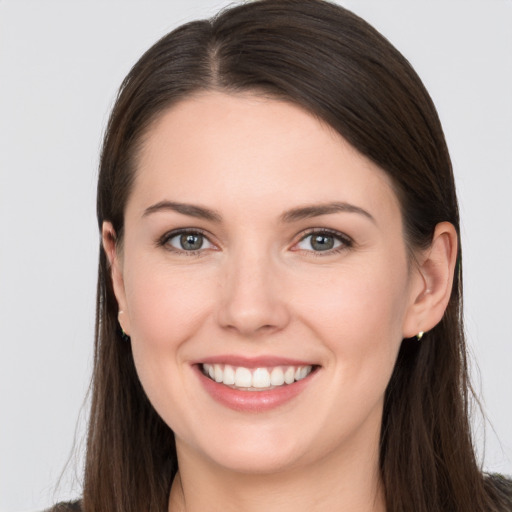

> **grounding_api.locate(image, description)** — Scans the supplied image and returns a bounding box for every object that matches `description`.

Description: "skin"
[103,91,457,512]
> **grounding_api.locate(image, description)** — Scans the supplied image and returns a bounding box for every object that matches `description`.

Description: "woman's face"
[108,91,425,475]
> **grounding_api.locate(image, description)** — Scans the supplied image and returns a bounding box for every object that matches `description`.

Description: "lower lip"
[194,365,316,413]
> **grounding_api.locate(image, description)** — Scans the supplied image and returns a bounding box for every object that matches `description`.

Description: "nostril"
[216,296,291,336]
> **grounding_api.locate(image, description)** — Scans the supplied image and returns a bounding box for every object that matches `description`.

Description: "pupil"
[180,233,202,250]
[312,234,334,251]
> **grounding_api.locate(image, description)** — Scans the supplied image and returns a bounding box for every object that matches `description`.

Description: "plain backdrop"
[1,1,511,510]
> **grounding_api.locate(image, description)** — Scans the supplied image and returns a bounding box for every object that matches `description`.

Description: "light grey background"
[1,1,511,511]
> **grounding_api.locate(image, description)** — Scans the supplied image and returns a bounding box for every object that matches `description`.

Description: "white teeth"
[252,368,271,388]
[270,367,285,386]
[223,364,235,385]
[284,366,295,384]
[235,367,252,387]
[202,363,314,390]
[214,365,223,383]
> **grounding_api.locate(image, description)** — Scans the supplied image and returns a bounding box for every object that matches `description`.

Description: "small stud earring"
[416,331,424,341]
[118,310,130,341]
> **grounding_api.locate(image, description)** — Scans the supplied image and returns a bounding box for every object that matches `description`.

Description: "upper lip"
[194,355,318,368]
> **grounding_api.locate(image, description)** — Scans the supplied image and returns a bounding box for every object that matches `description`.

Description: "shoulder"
[485,473,512,510]
[44,500,82,512]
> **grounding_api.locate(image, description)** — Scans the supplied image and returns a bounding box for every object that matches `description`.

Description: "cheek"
[297,257,410,378]
[122,255,216,398]
[124,257,214,346]
[122,258,219,431]
[294,261,410,439]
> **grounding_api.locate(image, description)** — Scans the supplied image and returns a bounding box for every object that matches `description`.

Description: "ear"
[402,222,458,338]
[102,221,131,336]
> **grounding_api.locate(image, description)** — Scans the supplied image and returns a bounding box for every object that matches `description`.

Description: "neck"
[168,429,386,512]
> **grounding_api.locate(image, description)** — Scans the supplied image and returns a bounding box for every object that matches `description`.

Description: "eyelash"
[157,228,353,256]
[294,228,353,256]
[157,228,214,256]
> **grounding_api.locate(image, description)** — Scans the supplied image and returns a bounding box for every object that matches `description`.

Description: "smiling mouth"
[201,363,315,391]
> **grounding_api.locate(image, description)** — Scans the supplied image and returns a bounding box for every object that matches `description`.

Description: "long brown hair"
[81,1,511,511]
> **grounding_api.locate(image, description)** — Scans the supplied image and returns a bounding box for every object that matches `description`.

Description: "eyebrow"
[280,202,376,224]
[142,200,375,224]
[142,201,222,222]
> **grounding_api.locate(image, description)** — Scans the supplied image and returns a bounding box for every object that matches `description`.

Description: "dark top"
[45,500,82,512]
[47,475,512,511]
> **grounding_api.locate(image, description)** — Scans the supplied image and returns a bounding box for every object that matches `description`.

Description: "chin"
[173,417,317,475]
[205,441,308,475]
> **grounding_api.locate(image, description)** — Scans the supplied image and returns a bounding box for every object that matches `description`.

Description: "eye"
[295,230,351,253]
[161,230,214,253]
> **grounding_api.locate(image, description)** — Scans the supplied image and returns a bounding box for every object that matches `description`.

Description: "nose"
[216,248,291,337]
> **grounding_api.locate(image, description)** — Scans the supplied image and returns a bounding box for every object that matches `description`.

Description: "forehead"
[129,91,400,223]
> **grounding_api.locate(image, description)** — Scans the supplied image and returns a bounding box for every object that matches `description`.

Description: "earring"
[118,310,130,341]
[416,331,424,341]
[120,326,130,341]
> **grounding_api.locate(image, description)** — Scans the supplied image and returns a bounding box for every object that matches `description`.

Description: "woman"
[51,0,511,511]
